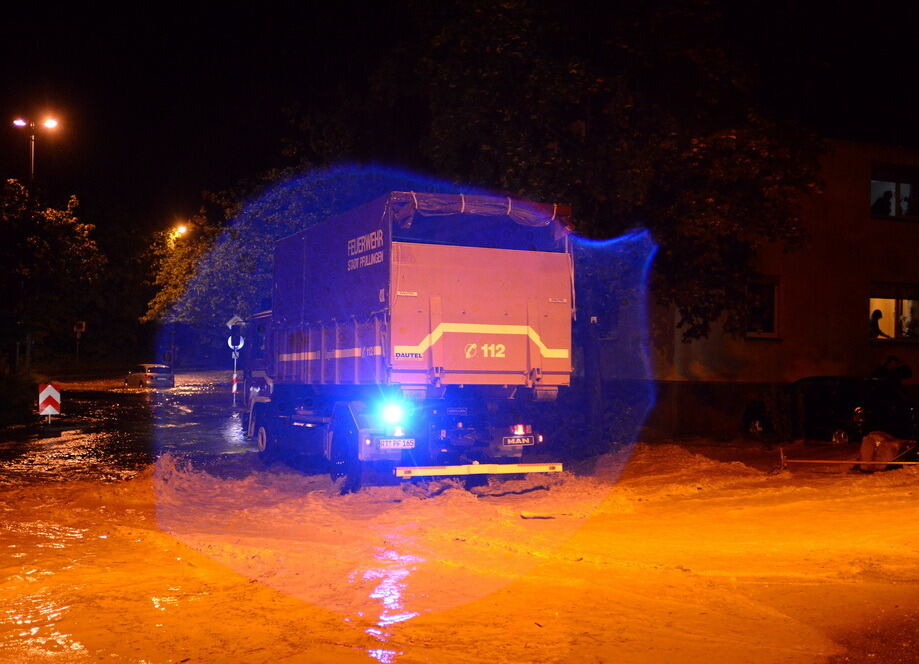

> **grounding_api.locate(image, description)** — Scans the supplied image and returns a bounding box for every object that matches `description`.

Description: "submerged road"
[2,373,919,663]
[0,372,251,486]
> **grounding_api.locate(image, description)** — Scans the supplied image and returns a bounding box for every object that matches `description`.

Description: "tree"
[148,0,822,345]
[0,179,105,373]
[366,0,822,339]
[142,166,463,347]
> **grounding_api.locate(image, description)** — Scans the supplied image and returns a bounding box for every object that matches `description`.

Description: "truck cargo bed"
[271,191,573,390]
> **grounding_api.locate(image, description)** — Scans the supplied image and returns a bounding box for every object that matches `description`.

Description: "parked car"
[789,375,918,444]
[125,364,175,388]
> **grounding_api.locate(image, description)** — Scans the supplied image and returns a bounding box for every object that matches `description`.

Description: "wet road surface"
[2,374,919,663]
[0,373,251,486]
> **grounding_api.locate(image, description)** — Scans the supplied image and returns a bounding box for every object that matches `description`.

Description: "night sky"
[2,2,917,237]
[0,4,395,234]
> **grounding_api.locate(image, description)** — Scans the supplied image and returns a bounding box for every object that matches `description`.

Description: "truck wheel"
[256,424,275,462]
[330,449,363,494]
[327,428,359,490]
[329,404,366,494]
[331,440,364,494]
[343,461,364,494]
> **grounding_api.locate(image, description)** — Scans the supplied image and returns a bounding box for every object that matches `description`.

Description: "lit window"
[870,165,919,218]
[746,279,778,338]
[869,285,919,340]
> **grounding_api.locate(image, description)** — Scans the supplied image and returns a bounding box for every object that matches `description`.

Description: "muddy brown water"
[0,379,255,486]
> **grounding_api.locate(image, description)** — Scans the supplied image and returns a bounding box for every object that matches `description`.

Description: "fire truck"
[243,191,574,491]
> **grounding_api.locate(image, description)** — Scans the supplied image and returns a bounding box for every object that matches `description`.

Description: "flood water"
[0,373,251,486]
[2,375,919,663]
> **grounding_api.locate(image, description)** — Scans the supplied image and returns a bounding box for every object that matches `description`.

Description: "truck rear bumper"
[394,462,563,478]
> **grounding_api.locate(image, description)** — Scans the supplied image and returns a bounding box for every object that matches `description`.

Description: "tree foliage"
[146,0,822,342]
[399,0,822,338]
[143,167,462,332]
[284,0,820,339]
[0,179,105,370]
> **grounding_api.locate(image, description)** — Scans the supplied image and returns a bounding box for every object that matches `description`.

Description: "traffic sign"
[227,335,244,408]
[38,383,61,416]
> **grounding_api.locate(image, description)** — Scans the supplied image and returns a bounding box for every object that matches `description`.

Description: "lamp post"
[12,117,59,181]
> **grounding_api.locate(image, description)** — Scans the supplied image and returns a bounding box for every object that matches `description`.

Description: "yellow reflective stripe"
[279,351,319,361]
[525,328,569,359]
[279,346,384,361]
[394,323,569,359]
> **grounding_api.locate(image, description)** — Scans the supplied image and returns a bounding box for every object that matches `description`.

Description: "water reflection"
[356,549,422,663]
[220,412,247,449]
[2,594,84,657]
[0,374,253,485]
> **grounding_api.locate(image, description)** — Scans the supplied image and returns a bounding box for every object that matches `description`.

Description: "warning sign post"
[38,383,61,424]
[228,334,244,408]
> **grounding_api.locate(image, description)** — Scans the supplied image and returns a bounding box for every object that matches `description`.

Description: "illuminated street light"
[168,222,191,246]
[12,116,59,181]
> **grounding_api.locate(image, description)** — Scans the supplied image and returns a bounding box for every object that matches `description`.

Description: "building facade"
[618,139,919,438]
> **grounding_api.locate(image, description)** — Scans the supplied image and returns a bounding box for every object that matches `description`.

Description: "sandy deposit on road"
[1,442,918,663]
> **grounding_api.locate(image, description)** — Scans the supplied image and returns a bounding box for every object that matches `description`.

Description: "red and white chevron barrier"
[39,383,61,420]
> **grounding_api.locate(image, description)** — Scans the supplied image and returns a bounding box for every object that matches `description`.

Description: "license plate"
[379,438,416,450]
[502,435,535,446]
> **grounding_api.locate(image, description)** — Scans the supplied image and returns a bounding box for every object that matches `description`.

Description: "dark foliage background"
[148,0,821,346]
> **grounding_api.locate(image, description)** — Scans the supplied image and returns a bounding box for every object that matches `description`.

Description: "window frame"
[869,283,919,342]
[870,163,919,220]
[745,277,780,340]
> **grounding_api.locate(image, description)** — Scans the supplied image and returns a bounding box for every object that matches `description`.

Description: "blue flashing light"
[381,403,405,425]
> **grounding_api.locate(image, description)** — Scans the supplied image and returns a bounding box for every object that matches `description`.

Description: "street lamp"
[167,222,191,247]
[12,116,59,181]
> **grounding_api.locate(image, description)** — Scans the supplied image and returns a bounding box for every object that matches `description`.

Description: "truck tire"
[255,423,275,462]
[329,431,363,493]
[329,404,363,493]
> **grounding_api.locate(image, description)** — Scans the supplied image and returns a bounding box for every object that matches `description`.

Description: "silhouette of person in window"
[871,190,893,216]
[869,309,892,339]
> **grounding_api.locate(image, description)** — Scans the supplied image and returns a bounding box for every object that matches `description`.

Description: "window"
[870,164,919,219]
[869,284,919,340]
[746,279,779,338]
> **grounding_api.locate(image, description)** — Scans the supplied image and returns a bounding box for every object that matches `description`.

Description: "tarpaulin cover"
[386,192,571,251]
[272,192,572,327]
[388,191,572,231]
